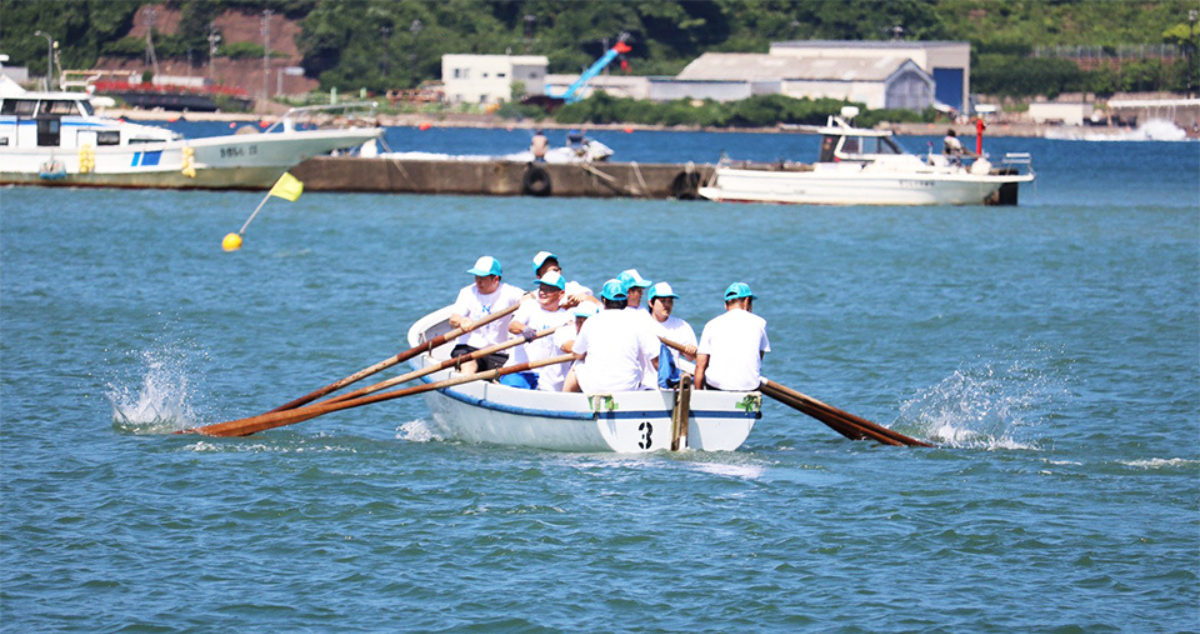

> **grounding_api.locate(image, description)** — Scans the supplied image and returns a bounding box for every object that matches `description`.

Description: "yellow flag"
[268,172,304,202]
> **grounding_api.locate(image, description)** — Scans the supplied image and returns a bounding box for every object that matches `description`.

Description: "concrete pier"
[291,157,714,200]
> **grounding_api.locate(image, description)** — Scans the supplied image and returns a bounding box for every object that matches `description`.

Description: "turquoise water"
[2,131,1198,632]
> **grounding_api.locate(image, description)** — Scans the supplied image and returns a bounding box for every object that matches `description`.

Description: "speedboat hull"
[407,307,761,453]
[699,164,1035,206]
[0,128,382,189]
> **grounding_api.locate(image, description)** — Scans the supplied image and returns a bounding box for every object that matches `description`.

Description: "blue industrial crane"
[546,34,632,104]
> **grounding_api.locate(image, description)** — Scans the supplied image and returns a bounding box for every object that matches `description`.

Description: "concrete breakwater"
[291,157,714,200]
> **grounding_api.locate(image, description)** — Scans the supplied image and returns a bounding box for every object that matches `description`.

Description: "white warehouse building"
[673,53,935,110]
[770,40,971,112]
[441,55,549,106]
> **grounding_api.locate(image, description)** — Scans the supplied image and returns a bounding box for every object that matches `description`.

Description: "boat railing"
[265,101,380,134]
[1001,152,1035,176]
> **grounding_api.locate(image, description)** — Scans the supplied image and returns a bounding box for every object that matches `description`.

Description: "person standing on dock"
[448,256,526,374]
[530,129,549,162]
[694,283,770,391]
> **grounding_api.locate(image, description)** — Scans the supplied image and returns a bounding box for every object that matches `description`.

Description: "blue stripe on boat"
[419,374,760,421]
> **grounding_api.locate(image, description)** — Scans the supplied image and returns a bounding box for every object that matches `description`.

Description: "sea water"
[1,128,1197,633]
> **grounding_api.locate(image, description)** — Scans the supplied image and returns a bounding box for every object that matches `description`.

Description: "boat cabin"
[816,116,908,163]
[0,91,178,149]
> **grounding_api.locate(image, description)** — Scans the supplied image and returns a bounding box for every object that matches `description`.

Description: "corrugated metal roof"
[772,40,969,49]
[677,53,914,82]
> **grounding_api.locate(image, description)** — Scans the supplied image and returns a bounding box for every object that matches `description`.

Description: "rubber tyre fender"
[671,171,702,200]
[522,165,552,197]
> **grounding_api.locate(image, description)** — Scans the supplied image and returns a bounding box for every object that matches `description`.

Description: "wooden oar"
[658,336,932,447]
[184,353,575,437]
[266,302,521,413]
[321,327,557,405]
[760,379,933,447]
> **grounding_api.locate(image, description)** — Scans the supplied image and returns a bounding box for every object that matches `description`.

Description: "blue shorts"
[498,371,538,390]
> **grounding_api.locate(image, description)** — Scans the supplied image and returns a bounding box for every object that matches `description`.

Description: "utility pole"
[524,15,535,54]
[1190,10,1198,97]
[146,7,160,80]
[262,9,273,104]
[381,25,391,79]
[410,19,422,87]
[207,24,220,81]
[34,30,53,88]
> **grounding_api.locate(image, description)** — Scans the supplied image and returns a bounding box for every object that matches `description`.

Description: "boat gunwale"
[416,371,762,422]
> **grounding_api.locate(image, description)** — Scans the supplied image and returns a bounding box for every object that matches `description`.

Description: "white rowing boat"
[406,306,762,452]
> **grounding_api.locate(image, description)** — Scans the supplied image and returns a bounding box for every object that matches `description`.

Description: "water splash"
[1118,458,1200,470]
[896,347,1068,450]
[108,345,204,435]
[396,419,441,443]
[1043,119,1191,142]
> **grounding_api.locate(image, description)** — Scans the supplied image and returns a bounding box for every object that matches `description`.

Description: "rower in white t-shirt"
[568,279,660,394]
[647,282,698,388]
[500,271,574,390]
[617,268,659,388]
[531,250,600,309]
[551,302,599,392]
[695,282,770,392]
[447,256,526,373]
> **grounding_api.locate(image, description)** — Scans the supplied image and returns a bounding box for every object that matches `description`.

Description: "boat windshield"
[0,99,38,116]
[44,100,80,115]
[836,135,908,159]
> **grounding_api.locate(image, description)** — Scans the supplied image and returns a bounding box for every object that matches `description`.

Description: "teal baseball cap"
[574,303,600,318]
[532,251,558,274]
[648,281,678,302]
[467,256,502,277]
[618,269,652,292]
[601,278,627,301]
[724,282,757,301]
[533,270,566,291]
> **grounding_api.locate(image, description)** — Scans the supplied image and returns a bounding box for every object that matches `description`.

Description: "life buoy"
[522,165,551,197]
[671,171,702,200]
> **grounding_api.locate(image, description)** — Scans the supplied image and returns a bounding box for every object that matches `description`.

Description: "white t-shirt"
[625,307,661,389]
[565,280,593,298]
[944,134,965,154]
[697,308,770,391]
[540,323,580,392]
[504,301,573,367]
[450,283,525,349]
[654,315,697,367]
[572,309,660,393]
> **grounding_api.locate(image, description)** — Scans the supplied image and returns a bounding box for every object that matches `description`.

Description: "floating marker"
[222,232,243,252]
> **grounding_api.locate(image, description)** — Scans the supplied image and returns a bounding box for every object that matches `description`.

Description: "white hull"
[0,128,381,189]
[699,164,1035,206]
[407,308,761,453]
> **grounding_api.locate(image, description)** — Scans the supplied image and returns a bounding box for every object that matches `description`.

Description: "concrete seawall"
[291,157,714,199]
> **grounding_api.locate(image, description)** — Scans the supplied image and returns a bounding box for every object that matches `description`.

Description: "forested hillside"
[1,0,1196,97]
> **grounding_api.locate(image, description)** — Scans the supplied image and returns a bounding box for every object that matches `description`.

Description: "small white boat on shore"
[0,78,381,189]
[406,306,762,452]
[699,110,1035,206]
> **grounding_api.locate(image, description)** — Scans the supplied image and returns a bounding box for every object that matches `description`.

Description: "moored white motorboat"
[699,111,1035,206]
[406,306,762,452]
[0,77,382,189]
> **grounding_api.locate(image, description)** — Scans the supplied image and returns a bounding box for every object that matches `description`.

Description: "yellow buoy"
[222,232,243,252]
